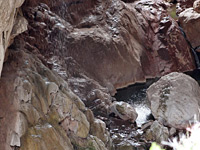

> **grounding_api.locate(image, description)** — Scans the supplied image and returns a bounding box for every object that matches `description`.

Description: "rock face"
[179,8,200,49]
[0,0,27,76]
[0,0,198,149]
[13,0,195,96]
[0,51,109,150]
[147,72,200,129]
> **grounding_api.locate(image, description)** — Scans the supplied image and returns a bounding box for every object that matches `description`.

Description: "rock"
[145,121,169,143]
[176,0,194,14]
[194,0,200,13]
[0,0,27,76]
[88,135,108,150]
[90,119,110,145]
[169,127,176,136]
[147,72,200,129]
[179,8,200,49]
[0,50,109,150]
[110,101,138,123]
[14,0,195,98]
[10,131,20,147]
[21,123,73,150]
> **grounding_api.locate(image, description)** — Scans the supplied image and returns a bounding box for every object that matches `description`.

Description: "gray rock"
[145,121,169,143]
[110,101,138,123]
[0,0,27,76]
[147,72,200,129]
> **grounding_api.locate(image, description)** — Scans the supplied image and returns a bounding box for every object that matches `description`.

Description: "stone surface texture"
[179,7,200,49]
[14,0,195,96]
[0,51,109,150]
[0,0,199,149]
[147,72,200,129]
[0,0,27,76]
[145,121,169,143]
[110,101,138,123]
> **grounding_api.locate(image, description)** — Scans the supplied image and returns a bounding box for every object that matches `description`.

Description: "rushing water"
[114,79,158,126]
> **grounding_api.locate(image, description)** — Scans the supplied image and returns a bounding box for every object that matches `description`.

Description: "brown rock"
[179,8,200,48]
[0,50,108,150]
[14,0,195,97]
[176,0,195,14]
[194,0,200,13]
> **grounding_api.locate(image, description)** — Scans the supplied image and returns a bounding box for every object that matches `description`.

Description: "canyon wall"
[0,0,198,150]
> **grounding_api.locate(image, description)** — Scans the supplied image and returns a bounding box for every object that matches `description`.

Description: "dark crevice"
[178,25,200,69]
[121,0,136,3]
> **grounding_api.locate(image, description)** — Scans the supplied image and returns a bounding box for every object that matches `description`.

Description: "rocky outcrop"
[0,0,199,149]
[147,72,200,129]
[179,6,200,49]
[0,50,110,150]
[0,0,27,76]
[13,0,195,97]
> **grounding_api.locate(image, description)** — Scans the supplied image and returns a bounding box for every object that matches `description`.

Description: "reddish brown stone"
[13,0,195,96]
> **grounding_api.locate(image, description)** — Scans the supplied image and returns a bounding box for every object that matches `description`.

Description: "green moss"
[167,5,178,20]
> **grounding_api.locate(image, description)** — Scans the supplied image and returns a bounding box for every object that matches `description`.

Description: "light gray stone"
[0,0,27,76]
[110,101,138,123]
[147,72,200,129]
[145,121,169,143]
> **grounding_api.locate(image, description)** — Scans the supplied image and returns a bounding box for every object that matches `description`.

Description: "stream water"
[114,79,158,127]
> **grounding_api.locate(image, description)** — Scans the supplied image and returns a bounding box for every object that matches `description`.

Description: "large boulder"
[179,7,200,49]
[147,72,200,129]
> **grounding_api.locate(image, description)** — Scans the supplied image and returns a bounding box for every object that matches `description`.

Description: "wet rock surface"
[147,72,200,129]
[110,101,138,123]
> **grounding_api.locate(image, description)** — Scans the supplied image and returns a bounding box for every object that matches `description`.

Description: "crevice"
[178,25,200,69]
[121,0,136,3]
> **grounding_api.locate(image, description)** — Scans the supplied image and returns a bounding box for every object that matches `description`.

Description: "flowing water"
[114,79,158,127]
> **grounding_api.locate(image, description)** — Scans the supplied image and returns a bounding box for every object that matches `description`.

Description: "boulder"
[179,8,200,49]
[110,101,138,123]
[90,119,111,146]
[147,72,200,129]
[145,121,169,143]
